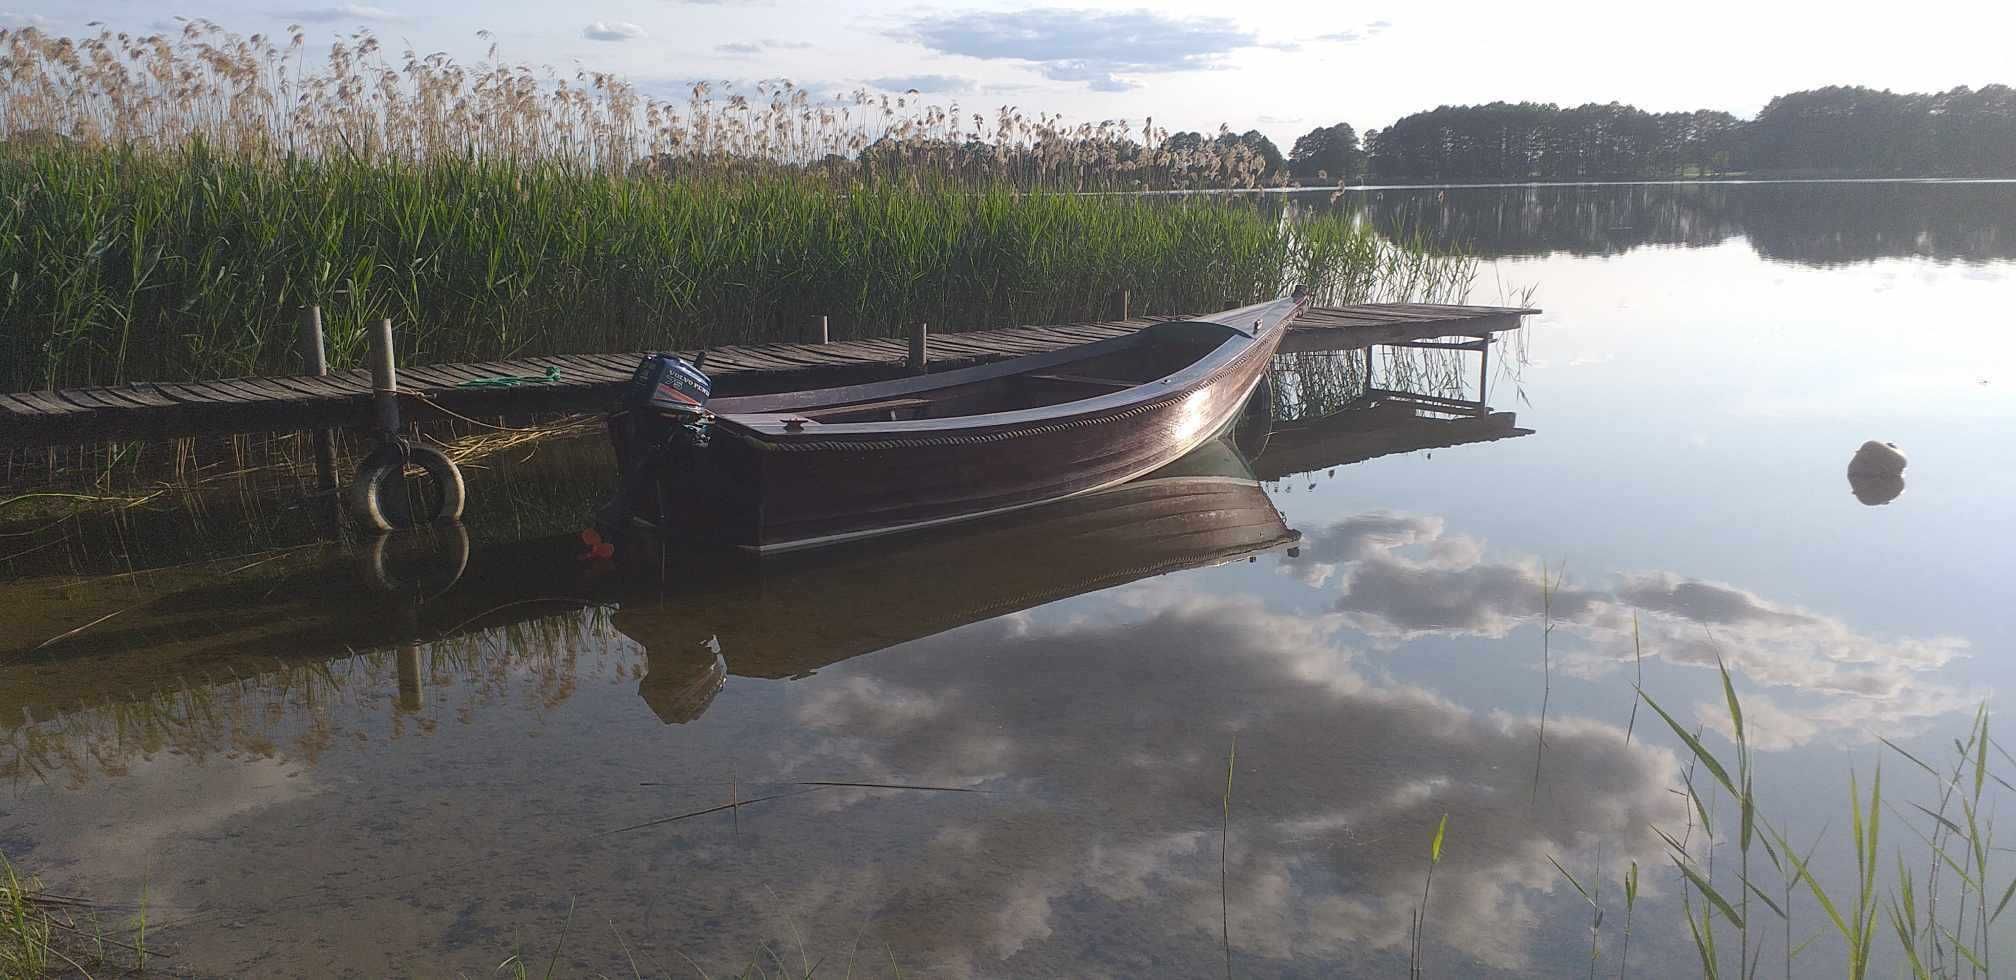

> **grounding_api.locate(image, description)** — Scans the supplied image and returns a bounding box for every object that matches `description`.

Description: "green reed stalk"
[0,145,1468,392]
[1407,813,1448,980]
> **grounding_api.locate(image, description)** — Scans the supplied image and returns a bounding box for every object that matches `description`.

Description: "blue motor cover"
[626,354,712,414]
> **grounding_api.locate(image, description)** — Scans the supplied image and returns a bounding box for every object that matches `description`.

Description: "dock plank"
[0,303,1535,448]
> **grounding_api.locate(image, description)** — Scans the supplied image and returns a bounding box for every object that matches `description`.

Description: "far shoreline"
[1143,176,2016,195]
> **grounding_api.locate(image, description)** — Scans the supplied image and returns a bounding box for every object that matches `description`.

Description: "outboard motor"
[626,352,714,416]
[602,353,715,534]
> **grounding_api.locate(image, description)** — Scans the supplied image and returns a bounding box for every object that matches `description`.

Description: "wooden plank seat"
[1025,372,1138,391]
[797,396,934,421]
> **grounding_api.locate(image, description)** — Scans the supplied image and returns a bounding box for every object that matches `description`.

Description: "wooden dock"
[0,302,1533,447]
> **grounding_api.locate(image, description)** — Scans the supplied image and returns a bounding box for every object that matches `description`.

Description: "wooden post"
[1121,290,1131,321]
[817,315,830,345]
[909,322,928,374]
[369,318,400,434]
[1363,345,1375,392]
[299,306,338,492]
[1477,340,1490,405]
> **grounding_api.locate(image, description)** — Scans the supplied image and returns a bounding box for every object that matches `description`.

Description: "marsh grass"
[1600,663,2014,979]
[0,22,1277,189]
[0,145,1455,392]
[4,609,618,787]
[0,22,1465,393]
[0,852,150,978]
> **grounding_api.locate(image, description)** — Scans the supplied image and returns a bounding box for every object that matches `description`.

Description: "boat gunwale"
[710,295,1308,446]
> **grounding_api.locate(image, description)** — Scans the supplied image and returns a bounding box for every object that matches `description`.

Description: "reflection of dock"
[1252,399,1532,481]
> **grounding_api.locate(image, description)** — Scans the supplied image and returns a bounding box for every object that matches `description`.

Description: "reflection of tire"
[357,523,471,599]
[347,443,466,531]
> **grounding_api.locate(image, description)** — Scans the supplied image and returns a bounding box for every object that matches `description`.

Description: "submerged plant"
[1407,812,1449,980]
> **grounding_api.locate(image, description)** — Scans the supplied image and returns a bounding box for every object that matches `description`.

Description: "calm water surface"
[3,181,2013,977]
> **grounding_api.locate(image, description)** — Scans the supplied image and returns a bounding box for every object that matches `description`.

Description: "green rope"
[455,365,561,388]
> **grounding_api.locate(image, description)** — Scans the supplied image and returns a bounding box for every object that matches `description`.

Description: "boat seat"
[798,397,934,421]
[1026,372,1136,391]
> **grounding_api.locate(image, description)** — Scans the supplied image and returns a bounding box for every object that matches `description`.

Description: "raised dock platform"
[0,302,1533,447]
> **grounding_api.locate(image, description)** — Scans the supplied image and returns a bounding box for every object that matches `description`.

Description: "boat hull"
[623,294,1306,552]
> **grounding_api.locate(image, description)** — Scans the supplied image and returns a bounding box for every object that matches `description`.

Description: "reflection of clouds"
[1290,512,1458,587]
[789,595,1679,975]
[1294,512,1974,746]
[25,755,315,912]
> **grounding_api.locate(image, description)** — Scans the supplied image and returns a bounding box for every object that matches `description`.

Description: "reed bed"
[0,146,1416,392]
[0,22,1450,393]
[0,22,1274,188]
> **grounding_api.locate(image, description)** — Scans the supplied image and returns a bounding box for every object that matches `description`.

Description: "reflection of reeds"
[1,608,618,787]
[1262,237,1497,424]
[0,424,609,581]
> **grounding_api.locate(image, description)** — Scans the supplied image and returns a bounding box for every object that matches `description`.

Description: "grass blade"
[1639,690,1737,797]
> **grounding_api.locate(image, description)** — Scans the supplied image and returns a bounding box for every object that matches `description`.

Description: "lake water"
[3,181,2013,978]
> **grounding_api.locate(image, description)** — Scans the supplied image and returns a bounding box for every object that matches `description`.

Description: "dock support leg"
[369,317,400,435]
[909,322,929,374]
[817,315,830,344]
[1478,340,1490,405]
[299,306,339,494]
[347,318,466,531]
[1122,289,1130,321]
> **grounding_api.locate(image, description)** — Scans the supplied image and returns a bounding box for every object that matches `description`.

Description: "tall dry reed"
[0,22,1470,392]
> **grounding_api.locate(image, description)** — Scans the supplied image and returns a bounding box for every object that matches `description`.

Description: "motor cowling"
[625,353,713,416]
[603,354,717,535]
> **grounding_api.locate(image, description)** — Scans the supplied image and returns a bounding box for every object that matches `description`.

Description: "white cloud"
[583,20,646,42]
[1316,19,1393,44]
[715,38,810,57]
[864,73,977,95]
[898,9,1257,92]
[286,3,403,22]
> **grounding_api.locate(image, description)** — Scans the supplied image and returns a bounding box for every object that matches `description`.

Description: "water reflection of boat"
[615,438,1298,720]
[1,368,1531,732]
[0,435,1293,728]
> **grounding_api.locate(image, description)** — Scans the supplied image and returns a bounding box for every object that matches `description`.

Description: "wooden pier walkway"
[0,302,1533,447]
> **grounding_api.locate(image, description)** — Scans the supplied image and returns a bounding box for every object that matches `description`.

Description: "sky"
[5,0,2013,149]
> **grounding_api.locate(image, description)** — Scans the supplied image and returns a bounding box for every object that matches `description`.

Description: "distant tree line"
[1283,85,2016,185]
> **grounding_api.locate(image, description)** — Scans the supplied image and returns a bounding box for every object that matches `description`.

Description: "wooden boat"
[604,290,1310,552]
